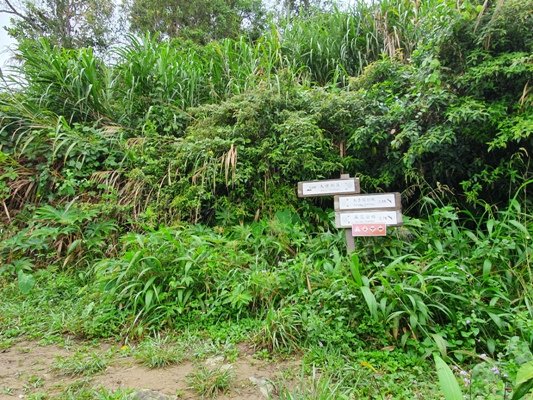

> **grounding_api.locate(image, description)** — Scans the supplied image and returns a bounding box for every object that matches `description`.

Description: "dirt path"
[0,340,297,399]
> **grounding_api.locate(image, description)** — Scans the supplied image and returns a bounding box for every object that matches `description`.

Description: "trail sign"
[298,178,360,197]
[334,193,400,211]
[335,210,403,228]
[296,174,403,253]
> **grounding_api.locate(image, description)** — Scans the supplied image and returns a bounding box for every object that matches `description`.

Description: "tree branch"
[0,0,40,30]
[2,0,22,15]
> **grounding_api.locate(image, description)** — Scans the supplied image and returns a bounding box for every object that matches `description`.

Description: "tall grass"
[112,31,306,126]
[12,39,113,123]
[279,0,460,85]
[1,0,466,130]
[353,190,533,352]
[1,0,528,222]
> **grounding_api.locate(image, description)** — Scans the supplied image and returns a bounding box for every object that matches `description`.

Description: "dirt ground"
[0,340,297,399]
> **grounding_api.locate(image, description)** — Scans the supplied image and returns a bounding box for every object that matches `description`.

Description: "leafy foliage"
[4,0,117,51]
[435,355,463,400]
[3,3,530,222]
[0,0,531,397]
[126,0,266,43]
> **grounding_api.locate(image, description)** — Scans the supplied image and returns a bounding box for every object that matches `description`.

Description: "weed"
[253,348,271,361]
[134,335,184,368]
[24,374,44,392]
[276,368,348,400]
[254,306,303,353]
[52,350,109,377]
[1,387,14,395]
[27,393,48,400]
[188,365,233,398]
[56,381,132,400]
[222,345,239,363]
[190,340,218,361]
[0,338,15,350]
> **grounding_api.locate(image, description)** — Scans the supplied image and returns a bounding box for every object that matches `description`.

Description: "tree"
[0,0,116,50]
[125,0,266,43]
[280,0,331,17]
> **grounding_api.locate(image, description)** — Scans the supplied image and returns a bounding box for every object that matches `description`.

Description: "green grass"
[276,370,347,400]
[188,365,234,398]
[24,375,45,393]
[2,387,15,396]
[53,380,132,400]
[52,350,109,377]
[294,346,444,399]
[0,205,531,399]
[133,335,184,368]
[254,306,303,353]
[27,393,48,400]
[0,268,125,344]
[16,377,133,400]
[0,0,531,398]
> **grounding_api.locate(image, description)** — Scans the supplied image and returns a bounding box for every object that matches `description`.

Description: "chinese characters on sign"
[297,178,360,197]
[335,210,402,228]
[297,175,403,252]
[334,193,400,211]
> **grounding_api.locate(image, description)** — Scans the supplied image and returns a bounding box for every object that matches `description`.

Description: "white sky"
[0,10,16,71]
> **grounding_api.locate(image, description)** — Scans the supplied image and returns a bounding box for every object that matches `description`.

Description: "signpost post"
[297,175,403,253]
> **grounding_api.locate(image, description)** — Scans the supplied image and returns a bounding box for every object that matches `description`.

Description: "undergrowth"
[0,0,532,398]
[0,199,531,398]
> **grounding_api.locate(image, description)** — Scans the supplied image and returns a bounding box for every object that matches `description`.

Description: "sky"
[0,10,15,71]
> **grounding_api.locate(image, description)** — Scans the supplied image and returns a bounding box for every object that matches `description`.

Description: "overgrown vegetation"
[0,0,531,398]
[53,350,110,377]
[188,365,233,398]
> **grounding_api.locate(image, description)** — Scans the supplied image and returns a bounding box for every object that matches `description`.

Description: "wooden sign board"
[352,223,387,236]
[296,174,403,253]
[297,178,360,198]
[335,210,403,228]
[334,193,401,211]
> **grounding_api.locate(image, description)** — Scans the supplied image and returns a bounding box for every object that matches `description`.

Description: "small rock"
[220,363,233,372]
[249,375,274,398]
[204,355,225,367]
[132,389,171,400]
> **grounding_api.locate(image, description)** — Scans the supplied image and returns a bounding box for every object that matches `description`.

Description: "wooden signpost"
[297,174,402,253]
